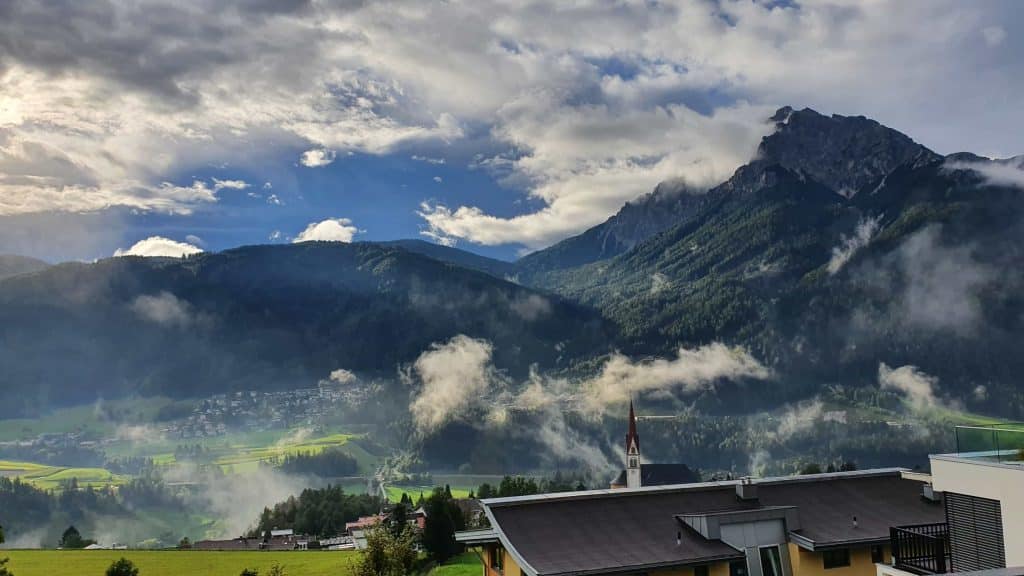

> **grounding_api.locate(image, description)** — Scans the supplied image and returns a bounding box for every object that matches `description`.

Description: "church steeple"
[625,399,641,489]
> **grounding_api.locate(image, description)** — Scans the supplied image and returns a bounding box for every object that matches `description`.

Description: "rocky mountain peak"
[758,107,941,197]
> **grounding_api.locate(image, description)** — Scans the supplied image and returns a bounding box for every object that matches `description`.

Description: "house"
[610,401,699,489]
[880,423,1024,575]
[457,468,946,576]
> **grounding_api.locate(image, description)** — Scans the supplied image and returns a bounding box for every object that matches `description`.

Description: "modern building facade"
[881,424,1024,575]
[458,469,944,576]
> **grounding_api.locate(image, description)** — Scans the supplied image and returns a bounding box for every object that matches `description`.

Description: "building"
[610,400,700,489]
[457,469,946,576]
[880,424,1024,575]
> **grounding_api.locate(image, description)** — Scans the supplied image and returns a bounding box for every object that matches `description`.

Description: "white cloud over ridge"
[114,236,203,258]
[293,218,359,243]
[0,0,1021,250]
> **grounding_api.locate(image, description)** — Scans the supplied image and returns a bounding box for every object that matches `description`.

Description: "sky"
[0,0,1021,262]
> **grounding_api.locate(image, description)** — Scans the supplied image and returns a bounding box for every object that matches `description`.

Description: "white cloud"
[408,335,496,434]
[432,176,442,183]
[293,218,359,243]
[130,292,195,327]
[947,156,1024,189]
[1,0,1021,253]
[878,362,940,411]
[211,178,249,191]
[328,368,357,385]
[828,216,880,274]
[266,193,283,205]
[114,236,203,258]
[580,343,772,415]
[299,149,337,168]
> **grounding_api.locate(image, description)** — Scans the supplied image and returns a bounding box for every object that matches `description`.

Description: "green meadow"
[1,550,359,576]
[384,485,473,503]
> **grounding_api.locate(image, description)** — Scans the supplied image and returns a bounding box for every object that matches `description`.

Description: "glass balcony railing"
[953,424,1024,464]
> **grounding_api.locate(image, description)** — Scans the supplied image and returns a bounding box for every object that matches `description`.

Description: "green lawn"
[384,485,472,503]
[428,552,482,576]
[1,550,358,576]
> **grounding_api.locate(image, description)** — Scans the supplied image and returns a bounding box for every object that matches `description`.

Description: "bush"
[240,570,258,576]
[106,558,139,576]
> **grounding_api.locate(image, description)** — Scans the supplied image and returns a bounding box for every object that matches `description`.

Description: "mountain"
[0,254,49,280]
[0,242,611,416]
[515,180,710,279]
[379,239,515,278]
[517,107,1024,417]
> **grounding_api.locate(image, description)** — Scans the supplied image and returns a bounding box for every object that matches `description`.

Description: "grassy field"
[428,552,482,576]
[384,485,473,503]
[0,550,358,576]
[0,460,129,490]
[0,398,175,442]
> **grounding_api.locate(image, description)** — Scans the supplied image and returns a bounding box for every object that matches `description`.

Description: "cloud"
[129,292,195,327]
[293,218,359,243]
[412,155,445,165]
[432,176,442,183]
[327,368,356,385]
[878,362,940,411]
[828,216,880,274]
[2,0,1022,252]
[982,26,1007,47]
[300,149,337,168]
[184,234,205,247]
[266,193,283,205]
[407,335,496,434]
[774,399,824,440]
[896,226,992,333]
[114,236,204,258]
[947,156,1024,189]
[212,178,250,191]
[580,343,772,415]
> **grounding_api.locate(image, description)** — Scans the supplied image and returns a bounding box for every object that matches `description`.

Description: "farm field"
[0,460,129,490]
[1,549,359,576]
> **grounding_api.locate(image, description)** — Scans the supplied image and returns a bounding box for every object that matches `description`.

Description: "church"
[609,400,698,489]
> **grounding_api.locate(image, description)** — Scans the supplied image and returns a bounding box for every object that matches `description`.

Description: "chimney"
[736,477,758,501]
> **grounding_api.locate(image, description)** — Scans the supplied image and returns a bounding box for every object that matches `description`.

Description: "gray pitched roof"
[482,469,944,576]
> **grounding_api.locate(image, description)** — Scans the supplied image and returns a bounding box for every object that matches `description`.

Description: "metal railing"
[954,424,1024,464]
[891,523,950,575]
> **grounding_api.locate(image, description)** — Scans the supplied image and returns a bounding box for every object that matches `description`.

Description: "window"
[760,546,783,576]
[823,549,851,569]
[489,545,504,572]
[629,457,638,468]
[871,545,885,563]
[694,566,709,576]
[729,560,748,576]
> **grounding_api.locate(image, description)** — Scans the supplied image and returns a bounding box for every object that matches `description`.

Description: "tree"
[178,536,192,549]
[240,570,258,576]
[388,502,409,538]
[420,487,465,563]
[60,525,91,549]
[106,558,139,576]
[351,524,417,576]
[0,524,11,576]
[476,483,494,499]
[800,463,823,475]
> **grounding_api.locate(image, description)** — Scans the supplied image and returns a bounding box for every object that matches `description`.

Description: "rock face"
[758,107,941,197]
[515,179,709,276]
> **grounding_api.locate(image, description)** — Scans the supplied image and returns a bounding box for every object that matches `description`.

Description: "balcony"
[953,424,1024,465]
[890,523,950,575]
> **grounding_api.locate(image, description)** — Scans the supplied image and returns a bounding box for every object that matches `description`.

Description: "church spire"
[626,399,639,453]
[625,398,641,489]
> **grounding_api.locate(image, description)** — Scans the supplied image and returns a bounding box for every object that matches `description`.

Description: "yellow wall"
[787,544,889,576]
[482,544,522,576]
